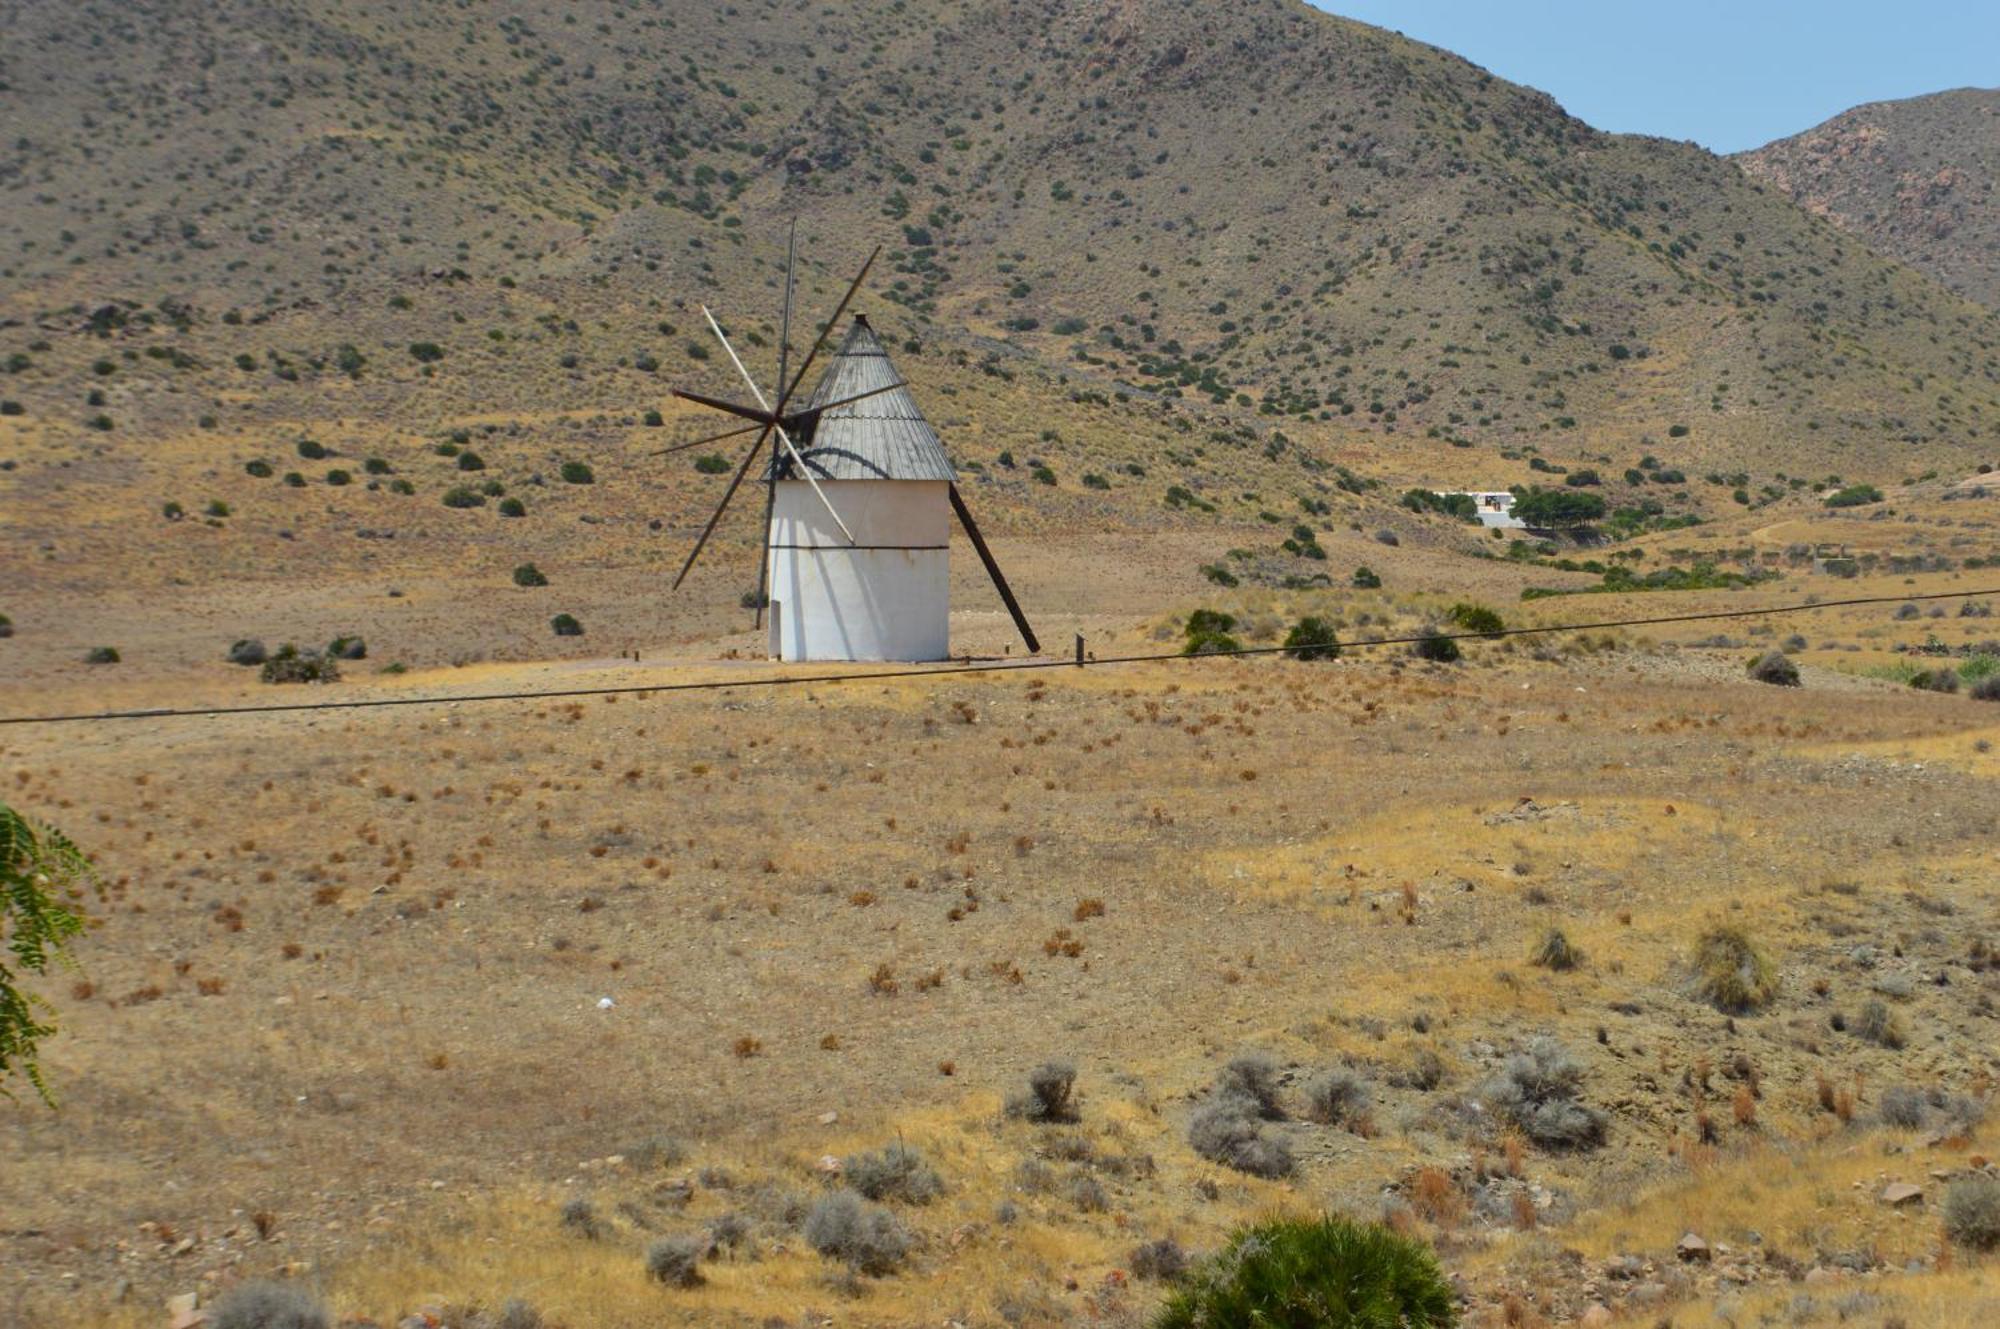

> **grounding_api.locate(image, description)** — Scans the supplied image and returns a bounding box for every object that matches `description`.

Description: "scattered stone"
[1881,1181,1924,1207]
[1676,1232,1711,1262]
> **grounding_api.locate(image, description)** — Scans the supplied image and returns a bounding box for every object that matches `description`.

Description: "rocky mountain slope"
[1738,88,2000,309]
[4,0,2000,598]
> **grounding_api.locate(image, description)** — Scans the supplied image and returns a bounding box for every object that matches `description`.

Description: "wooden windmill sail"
[664,234,1039,661]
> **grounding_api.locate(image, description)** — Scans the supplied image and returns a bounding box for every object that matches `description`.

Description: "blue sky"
[1313,1,1999,153]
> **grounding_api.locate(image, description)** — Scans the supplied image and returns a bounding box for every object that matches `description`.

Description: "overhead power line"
[2,586,1994,730]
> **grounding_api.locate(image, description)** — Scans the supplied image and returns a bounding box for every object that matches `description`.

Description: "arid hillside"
[4,0,2000,582]
[1739,88,2000,308]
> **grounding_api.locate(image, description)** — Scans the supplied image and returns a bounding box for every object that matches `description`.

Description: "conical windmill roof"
[772,315,957,482]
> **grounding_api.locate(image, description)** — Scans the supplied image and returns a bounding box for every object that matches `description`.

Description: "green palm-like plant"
[2,803,93,1105]
[1155,1214,1457,1329]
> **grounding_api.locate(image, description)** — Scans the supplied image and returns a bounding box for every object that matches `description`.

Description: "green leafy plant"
[1155,1214,1456,1329]
[2,804,93,1104]
[1283,616,1341,661]
[513,563,549,588]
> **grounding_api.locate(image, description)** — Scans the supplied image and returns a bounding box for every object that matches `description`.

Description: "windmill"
[662,229,1040,662]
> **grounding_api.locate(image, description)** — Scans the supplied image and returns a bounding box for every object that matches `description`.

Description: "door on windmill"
[766,479,950,662]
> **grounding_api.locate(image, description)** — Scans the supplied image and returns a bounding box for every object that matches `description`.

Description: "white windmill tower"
[664,232,1039,662]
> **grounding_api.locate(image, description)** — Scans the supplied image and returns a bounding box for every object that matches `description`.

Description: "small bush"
[645,1235,707,1288]
[326,636,366,660]
[498,497,527,517]
[1747,651,1800,686]
[1691,925,1778,1013]
[1943,1176,2000,1251]
[1447,603,1504,637]
[1283,616,1341,661]
[1352,565,1381,589]
[559,1198,603,1239]
[1482,1037,1606,1151]
[1530,928,1583,972]
[0,613,11,639]
[409,341,445,363]
[552,614,583,637]
[84,646,120,665]
[261,645,339,684]
[226,638,268,667]
[803,1190,911,1275]
[442,486,486,508]
[1303,1068,1372,1128]
[843,1142,944,1205]
[1130,1237,1188,1281]
[1187,1097,1295,1177]
[457,451,486,471]
[1155,1214,1455,1329]
[297,438,328,461]
[210,1281,330,1329]
[1879,1085,1927,1129]
[693,454,731,474]
[1910,668,1959,694]
[1006,1060,1079,1123]
[513,563,549,588]
[1854,998,1905,1049]
[1413,629,1461,663]
[561,461,596,484]
[245,460,273,478]
[1216,1052,1286,1119]
[1973,674,2000,703]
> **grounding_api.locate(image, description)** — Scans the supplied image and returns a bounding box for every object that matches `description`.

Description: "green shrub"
[409,341,445,363]
[1200,564,1240,588]
[245,460,273,478]
[161,501,185,521]
[1691,925,1777,1013]
[260,645,338,684]
[297,438,328,460]
[364,457,392,475]
[1283,616,1341,661]
[442,487,485,509]
[456,451,486,471]
[326,636,366,661]
[552,613,583,637]
[513,563,549,588]
[1184,608,1242,657]
[325,469,351,486]
[225,639,267,667]
[1909,668,1959,694]
[1413,629,1460,663]
[1747,651,1800,686]
[1822,484,1881,509]
[0,613,12,639]
[1446,603,1504,637]
[692,454,729,475]
[1973,675,2000,703]
[284,472,307,488]
[389,478,416,496]
[1352,566,1381,589]
[1155,1214,1456,1329]
[83,646,120,665]
[561,461,596,484]
[498,497,527,517]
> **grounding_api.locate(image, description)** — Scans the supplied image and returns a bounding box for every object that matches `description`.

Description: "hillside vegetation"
[1739,88,2000,309]
[4,0,2000,599]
